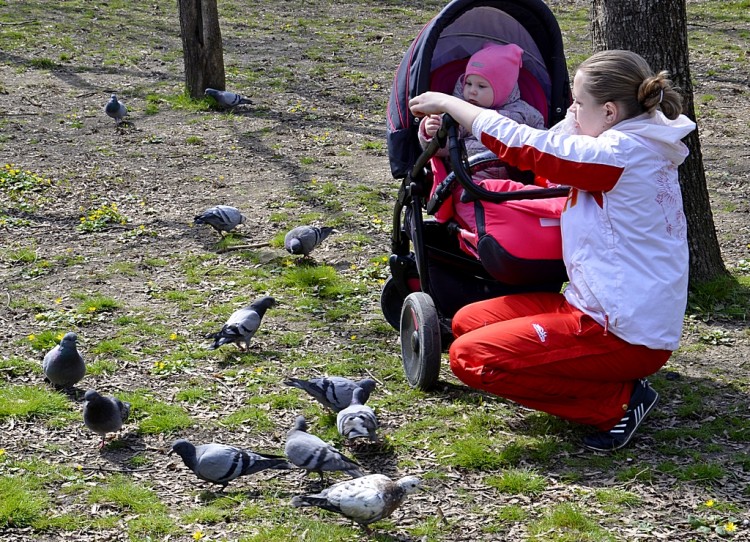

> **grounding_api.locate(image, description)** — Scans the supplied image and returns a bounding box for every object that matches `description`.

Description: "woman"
[409,50,696,451]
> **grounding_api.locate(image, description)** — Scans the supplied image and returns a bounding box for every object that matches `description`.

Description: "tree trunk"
[177,0,226,98]
[591,0,729,287]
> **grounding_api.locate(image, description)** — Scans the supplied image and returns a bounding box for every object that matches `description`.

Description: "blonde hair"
[577,50,683,120]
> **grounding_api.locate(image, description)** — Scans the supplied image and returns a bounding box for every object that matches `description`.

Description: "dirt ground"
[1,0,749,540]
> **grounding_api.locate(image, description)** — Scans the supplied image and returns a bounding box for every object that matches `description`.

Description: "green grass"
[0,475,49,528]
[0,384,70,420]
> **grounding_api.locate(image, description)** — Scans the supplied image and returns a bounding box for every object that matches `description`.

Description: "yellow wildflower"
[725,522,736,533]
[193,530,205,540]
[28,334,36,341]
[88,306,96,312]
[169,333,178,340]
[705,499,715,508]
[0,449,6,456]
[55,297,62,304]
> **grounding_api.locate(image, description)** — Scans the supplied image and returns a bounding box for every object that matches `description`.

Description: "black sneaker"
[583,379,659,452]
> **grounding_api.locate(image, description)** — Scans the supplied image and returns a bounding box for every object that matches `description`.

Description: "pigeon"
[205,88,253,109]
[169,439,293,489]
[291,474,422,534]
[336,387,378,442]
[104,94,127,125]
[205,296,276,351]
[42,332,85,388]
[285,415,364,481]
[83,389,131,449]
[284,376,377,413]
[284,226,335,257]
[193,205,246,236]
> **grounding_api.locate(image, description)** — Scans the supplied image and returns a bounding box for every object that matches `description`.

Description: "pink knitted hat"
[463,43,524,108]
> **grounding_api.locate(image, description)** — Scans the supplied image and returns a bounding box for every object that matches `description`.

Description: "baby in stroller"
[417,42,545,161]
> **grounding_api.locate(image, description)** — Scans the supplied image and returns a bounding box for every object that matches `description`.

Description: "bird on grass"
[104,94,127,125]
[205,88,253,109]
[42,332,85,388]
[284,376,377,413]
[285,415,364,482]
[205,296,276,351]
[169,439,293,489]
[83,389,131,449]
[193,205,246,236]
[291,474,422,534]
[336,387,379,442]
[284,226,335,257]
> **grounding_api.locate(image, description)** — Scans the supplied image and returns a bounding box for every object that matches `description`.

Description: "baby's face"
[463,74,494,108]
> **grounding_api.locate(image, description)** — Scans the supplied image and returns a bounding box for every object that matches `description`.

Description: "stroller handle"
[425,114,569,215]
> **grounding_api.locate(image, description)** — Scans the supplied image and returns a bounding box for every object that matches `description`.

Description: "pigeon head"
[84,389,100,402]
[287,239,303,255]
[250,296,277,315]
[60,332,78,348]
[293,415,308,432]
[169,438,195,458]
[357,378,377,395]
[398,476,423,494]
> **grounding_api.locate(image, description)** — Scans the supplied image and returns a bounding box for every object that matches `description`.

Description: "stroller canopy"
[386,0,571,179]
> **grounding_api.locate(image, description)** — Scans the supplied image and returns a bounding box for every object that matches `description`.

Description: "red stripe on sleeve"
[480,132,624,192]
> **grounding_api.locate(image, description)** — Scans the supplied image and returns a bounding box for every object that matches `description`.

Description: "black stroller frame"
[382,0,572,390]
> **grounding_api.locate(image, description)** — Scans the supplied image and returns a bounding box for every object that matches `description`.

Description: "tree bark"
[591,0,729,287]
[177,0,226,98]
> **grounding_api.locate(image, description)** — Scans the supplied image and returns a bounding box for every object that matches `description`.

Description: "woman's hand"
[409,92,452,117]
[410,92,484,133]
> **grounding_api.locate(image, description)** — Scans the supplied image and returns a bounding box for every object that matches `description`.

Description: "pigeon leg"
[98,437,107,450]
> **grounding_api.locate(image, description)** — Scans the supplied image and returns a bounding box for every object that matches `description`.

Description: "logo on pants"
[532,323,547,343]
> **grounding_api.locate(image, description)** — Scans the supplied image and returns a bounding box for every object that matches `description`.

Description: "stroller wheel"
[400,292,441,390]
[380,276,405,331]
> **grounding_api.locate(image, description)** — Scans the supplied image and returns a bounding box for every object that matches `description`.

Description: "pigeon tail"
[291,495,340,513]
[318,227,335,242]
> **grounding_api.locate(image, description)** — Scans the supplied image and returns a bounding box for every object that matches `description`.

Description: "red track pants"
[449,292,671,430]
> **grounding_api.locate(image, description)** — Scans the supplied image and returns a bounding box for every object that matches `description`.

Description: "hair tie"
[658,89,664,104]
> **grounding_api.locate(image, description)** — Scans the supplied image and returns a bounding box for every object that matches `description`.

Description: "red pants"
[449,292,671,430]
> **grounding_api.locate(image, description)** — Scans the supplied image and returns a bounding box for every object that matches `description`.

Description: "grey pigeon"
[42,332,85,388]
[284,376,377,413]
[104,94,127,125]
[83,389,131,448]
[291,474,422,534]
[205,296,276,351]
[169,438,292,489]
[205,88,252,109]
[285,415,364,481]
[336,387,378,442]
[194,205,246,236]
[284,226,335,257]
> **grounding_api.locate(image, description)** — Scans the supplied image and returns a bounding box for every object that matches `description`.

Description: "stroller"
[382,0,572,390]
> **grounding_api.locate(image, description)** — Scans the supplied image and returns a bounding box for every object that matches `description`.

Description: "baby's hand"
[423,115,442,137]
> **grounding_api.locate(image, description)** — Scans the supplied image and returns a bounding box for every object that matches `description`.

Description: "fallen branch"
[216,241,270,254]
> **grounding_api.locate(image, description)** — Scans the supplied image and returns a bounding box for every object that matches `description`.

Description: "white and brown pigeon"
[292,473,422,534]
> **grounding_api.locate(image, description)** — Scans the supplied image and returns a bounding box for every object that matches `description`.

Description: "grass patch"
[0,475,48,528]
[0,384,70,420]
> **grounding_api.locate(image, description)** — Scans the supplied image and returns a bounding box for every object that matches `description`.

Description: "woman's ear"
[603,101,620,125]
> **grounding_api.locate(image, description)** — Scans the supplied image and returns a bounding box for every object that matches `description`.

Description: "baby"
[418,43,545,158]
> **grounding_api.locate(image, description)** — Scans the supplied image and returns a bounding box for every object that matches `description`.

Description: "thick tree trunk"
[591,0,729,287]
[177,0,226,98]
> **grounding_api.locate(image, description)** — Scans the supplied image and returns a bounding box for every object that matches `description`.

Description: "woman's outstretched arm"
[409,92,485,131]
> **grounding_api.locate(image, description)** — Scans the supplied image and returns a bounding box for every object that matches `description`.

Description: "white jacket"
[473,109,696,350]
